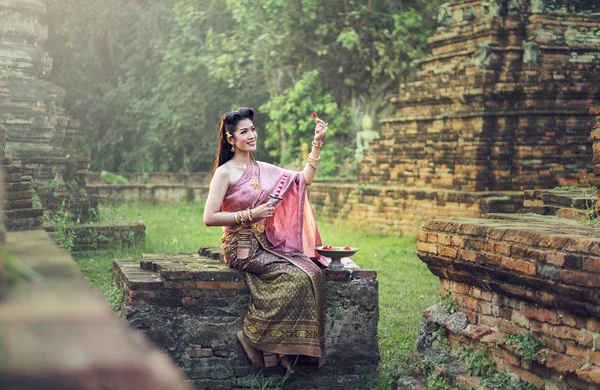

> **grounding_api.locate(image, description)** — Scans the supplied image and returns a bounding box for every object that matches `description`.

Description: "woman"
[203,107,328,372]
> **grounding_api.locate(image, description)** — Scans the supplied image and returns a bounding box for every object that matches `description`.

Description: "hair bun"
[237,107,254,120]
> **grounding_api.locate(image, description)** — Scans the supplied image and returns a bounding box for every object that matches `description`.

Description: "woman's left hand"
[314,119,328,141]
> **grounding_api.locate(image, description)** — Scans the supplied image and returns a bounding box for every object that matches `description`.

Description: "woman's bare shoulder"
[212,164,231,183]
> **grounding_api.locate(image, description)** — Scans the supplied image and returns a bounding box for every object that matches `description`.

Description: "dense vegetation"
[45,0,442,174]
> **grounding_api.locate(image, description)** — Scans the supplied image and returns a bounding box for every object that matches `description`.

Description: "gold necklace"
[232,159,259,193]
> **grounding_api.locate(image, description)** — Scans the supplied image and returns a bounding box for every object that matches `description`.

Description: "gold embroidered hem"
[221,227,325,359]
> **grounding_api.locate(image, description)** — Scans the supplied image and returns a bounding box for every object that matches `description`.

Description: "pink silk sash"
[221,161,323,260]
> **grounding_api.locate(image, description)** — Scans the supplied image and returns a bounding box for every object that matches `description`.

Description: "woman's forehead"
[235,119,254,131]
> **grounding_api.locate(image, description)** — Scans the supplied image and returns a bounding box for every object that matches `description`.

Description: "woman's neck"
[232,152,251,166]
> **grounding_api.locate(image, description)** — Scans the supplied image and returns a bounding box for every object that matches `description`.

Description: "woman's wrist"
[312,139,323,148]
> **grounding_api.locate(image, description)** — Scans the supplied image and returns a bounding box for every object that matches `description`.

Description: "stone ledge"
[522,188,598,221]
[417,214,600,318]
[113,249,379,388]
[0,230,189,390]
[43,221,146,254]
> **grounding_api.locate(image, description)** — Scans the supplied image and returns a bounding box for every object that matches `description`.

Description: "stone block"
[114,250,379,387]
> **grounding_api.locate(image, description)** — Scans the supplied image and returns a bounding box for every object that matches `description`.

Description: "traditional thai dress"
[220,161,326,362]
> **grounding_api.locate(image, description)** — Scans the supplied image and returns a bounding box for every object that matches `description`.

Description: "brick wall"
[591,106,600,215]
[1,229,190,390]
[308,183,523,236]
[113,248,379,388]
[417,214,600,388]
[360,0,599,191]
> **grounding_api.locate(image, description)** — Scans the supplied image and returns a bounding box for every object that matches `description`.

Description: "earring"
[231,145,235,152]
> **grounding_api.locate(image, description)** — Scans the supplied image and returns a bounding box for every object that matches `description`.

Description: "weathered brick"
[457,248,477,262]
[560,313,586,329]
[196,281,246,290]
[582,256,600,273]
[511,310,531,329]
[559,270,600,288]
[504,361,545,389]
[493,242,511,256]
[521,304,561,325]
[565,342,589,360]
[539,350,584,375]
[500,256,536,275]
[495,346,521,367]
[352,269,377,280]
[576,365,600,385]
[416,242,438,254]
[587,318,600,333]
[438,245,458,258]
[325,269,351,282]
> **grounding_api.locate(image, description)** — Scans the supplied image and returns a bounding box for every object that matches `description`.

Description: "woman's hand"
[314,119,328,142]
[252,201,277,220]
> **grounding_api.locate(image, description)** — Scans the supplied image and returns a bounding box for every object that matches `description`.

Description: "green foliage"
[122,231,135,246]
[426,371,451,390]
[504,331,546,363]
[100,171,129,185]
[553,185,580,191]
[48,179,59,198]
[46,0,441,173]
[456,346,495,377]
[441,293,457,313]
[48,199,77,253]
[260,70,352,173]
[432,326,449,349]
[31,188,42,208]
[90,230,110,250]
[481,372,538,390]
[105,283,124,311]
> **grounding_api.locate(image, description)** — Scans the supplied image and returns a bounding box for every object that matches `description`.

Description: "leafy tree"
[44,0,442,172]
[198,0,442,162]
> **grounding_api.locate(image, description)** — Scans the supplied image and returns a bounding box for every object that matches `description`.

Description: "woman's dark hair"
[211,107,255,175]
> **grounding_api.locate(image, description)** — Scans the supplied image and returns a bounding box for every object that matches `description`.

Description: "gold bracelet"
[307,153,320,162]
[312,140,323,148]
[307,153,320,169]
[234,211,240,225]
[247,208,253,221]
[239,210,246,224]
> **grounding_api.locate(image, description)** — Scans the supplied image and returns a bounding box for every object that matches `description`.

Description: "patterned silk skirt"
[222,222,325,358]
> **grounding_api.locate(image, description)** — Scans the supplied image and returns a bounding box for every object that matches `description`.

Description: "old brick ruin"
[0,0,98,222]
[413,108,600,388]
[309,0,600,236]
[593,106,600,215]
[113,248,379,389]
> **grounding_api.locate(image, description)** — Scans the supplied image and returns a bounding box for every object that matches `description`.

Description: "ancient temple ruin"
[309,0,600,236]
[413,106,600,389]
[0,0,97,223]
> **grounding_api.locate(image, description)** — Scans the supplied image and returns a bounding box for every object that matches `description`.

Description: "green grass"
[74,203,439,389]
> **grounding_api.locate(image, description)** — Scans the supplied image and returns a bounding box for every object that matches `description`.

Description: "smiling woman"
[203,107,330,373]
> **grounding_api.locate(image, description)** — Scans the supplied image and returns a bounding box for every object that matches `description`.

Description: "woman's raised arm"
[302,119,328,185]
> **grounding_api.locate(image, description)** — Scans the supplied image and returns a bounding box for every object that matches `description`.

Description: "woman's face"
[231,119,257,153]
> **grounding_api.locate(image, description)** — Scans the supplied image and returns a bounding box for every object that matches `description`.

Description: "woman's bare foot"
[237,331,264,368]
[263,352,279,368]
[279,355,295,374]
[263,353,295,374]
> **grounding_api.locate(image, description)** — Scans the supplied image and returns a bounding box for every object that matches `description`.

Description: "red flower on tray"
[320,246,353,251]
